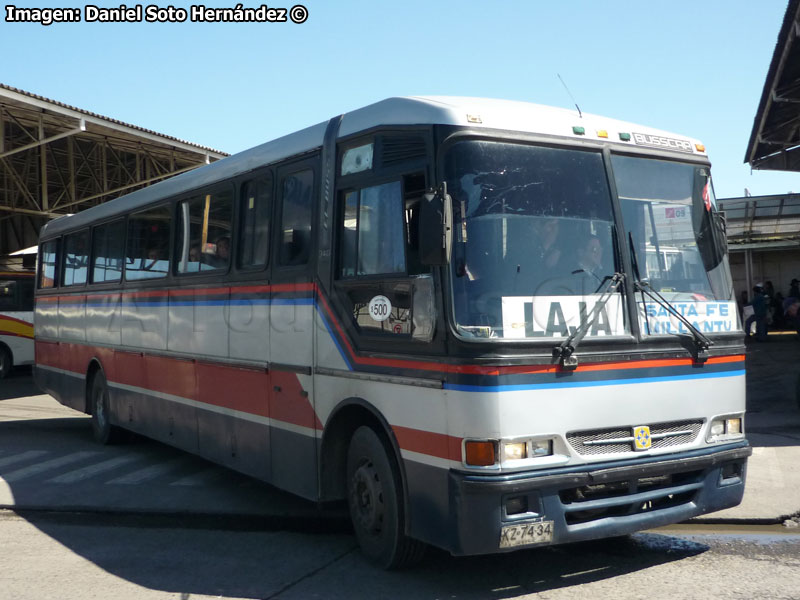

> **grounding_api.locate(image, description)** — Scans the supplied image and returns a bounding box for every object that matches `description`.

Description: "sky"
[0,0,796,199]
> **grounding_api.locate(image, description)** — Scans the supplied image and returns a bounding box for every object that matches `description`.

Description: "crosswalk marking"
[1,451,98,483]
[48,455,143,484]
[0,450,49,469]
[105,457,192,485]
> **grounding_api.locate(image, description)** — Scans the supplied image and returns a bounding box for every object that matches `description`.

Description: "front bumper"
[446,442,752,556]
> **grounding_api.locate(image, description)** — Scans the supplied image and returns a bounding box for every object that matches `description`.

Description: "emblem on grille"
[633,426,652,451]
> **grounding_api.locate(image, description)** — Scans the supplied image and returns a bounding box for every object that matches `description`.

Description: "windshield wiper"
[554,272,625,370]
[627,232,712,362]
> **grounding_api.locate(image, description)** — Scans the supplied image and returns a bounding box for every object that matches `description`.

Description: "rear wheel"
[346,425,425,569]
[90,372,123,444]
[0,346,11,379]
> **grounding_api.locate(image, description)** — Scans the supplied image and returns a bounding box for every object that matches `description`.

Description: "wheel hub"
[351,460,384,533]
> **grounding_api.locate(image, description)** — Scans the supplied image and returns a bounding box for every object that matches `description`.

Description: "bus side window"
[125,205,171,281]
[91,219,125,283]
[0,280,17,310]
[278,169,313,266]
[63,230,89,286]
[238,176,272,269]
[175,189,234,274]
[38,240,59,289]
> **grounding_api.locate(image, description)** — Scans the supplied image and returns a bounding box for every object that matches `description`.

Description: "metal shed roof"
[745,0,800,170]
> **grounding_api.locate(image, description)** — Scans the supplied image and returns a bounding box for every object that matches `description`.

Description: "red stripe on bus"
[196,362,270,418]
[392,424,462,462]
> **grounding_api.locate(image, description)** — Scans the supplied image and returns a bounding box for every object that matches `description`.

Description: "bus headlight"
[501,439,554,462]
[707,416,744,443]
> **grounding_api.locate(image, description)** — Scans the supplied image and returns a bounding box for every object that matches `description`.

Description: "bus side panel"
[269,297,319,499]
[86,293,121,347]
[58,293,86,343]
[168,288,230,358]
[120,293,167,352]
[228,292,270,362]
[195,362,272,482]
[269,371,318,499]
[145,354,197,450]
[34,298,59,339]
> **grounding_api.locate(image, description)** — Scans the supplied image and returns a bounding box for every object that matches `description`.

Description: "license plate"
[499,520,554,549]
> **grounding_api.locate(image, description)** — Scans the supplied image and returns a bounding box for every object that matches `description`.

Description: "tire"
[89,371,124,445]
[0,346,11,379]
[346,425,425,569]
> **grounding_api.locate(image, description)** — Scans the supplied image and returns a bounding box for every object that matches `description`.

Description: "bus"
[1,249,36,378]
[34,97,751,568]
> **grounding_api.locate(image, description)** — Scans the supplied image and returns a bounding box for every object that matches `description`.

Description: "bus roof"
[40,96,707,239]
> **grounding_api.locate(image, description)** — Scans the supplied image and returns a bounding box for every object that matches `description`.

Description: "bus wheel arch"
[320,398,425,568]
[320,398,403,500]
[0,343,12,378]
[86,361,123,445]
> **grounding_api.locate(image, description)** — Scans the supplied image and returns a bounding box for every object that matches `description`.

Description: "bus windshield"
[612,155,730,300]
[445,140,623,339]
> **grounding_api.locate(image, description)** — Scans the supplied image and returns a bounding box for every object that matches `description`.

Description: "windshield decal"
[639,301,736,335]
[501,295,625,338]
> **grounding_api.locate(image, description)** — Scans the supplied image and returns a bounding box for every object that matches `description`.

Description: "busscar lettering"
[632,132,693,153]
[5,5,81,25]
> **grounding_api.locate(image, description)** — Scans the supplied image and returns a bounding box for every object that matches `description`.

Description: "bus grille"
[559,468,704,525]
[567,420,703,456]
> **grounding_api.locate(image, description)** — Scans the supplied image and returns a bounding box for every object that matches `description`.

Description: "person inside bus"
[205,236,230,268]
[573,235,604,281]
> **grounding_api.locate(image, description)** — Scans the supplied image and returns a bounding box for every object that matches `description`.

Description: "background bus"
[0,247,36,377]
[34,97,750,568]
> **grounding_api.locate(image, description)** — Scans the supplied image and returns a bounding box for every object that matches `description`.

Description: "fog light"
[726,418,742,435]
[465,441,496,467]
[530,439,553,457]
[503,442,527,461]
[505,495,528,515]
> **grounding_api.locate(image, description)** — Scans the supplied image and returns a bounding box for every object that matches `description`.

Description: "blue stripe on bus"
[443,369,746,392]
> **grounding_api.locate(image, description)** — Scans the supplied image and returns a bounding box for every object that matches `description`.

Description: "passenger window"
[238,177,271,269]
[339,180,406,277]
[38,240,59,289]
[175,189,234,274]
[91,219,125,283]
[63,230,89,286]
[125,205,171,280]
[0,281,17,310]
[279,169,313,266]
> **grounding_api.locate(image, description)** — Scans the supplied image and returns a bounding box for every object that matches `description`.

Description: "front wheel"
[0,346,11,379]
[346,426,425,569]
[90,372,124,445]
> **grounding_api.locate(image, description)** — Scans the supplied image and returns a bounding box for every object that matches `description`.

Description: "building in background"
[0,84,227,255]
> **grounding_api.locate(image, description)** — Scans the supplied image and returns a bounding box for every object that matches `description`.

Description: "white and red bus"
[1,249,36,377]
[35,97,751,567]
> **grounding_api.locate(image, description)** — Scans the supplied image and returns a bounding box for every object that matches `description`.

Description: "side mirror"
[419,183,452,266]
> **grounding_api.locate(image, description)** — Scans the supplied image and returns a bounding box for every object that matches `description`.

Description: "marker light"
[619,132,631,141]
[572,126,585,135]
[695,143,706,152]
[466,114,483,124]
[597,130,609,138]
[465,441,496,466]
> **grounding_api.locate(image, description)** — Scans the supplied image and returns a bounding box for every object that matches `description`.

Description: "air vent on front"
[380,135,427,167]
